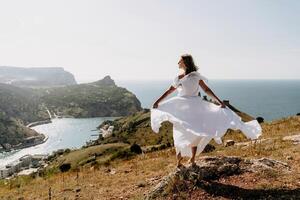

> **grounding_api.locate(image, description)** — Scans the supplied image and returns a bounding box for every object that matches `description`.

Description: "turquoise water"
[0,117,118,167]
[116,79,300,121]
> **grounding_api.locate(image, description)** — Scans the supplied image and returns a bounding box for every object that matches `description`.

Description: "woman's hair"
[181,54,198,75]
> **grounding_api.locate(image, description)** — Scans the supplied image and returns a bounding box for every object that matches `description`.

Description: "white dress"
[150,71,262,157]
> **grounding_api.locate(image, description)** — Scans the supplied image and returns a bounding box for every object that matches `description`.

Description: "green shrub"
[110,148,136,161]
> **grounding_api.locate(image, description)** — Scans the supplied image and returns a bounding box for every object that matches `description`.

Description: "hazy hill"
[0,66,77,88]
[0,83,48,123]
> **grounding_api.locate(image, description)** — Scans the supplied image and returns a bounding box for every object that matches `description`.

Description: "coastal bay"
[0,117,118,168]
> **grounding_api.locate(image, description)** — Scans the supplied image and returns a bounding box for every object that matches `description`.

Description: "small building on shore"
[0,167,10,179]
[0,154,47,179]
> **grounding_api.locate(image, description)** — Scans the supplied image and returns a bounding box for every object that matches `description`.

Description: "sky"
[0,0,299,82]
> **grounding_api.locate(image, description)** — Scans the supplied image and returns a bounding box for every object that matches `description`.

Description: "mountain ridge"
[0,66,77,87]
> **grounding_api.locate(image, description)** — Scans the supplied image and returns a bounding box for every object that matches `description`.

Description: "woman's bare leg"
[176,152,183,167]
[188,146,197,165]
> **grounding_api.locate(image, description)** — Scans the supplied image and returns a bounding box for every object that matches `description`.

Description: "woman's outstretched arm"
[152,85,177,108]
[199,80,226,108]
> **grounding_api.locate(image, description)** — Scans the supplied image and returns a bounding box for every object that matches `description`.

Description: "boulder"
[146,156,290,199]
[224,140,235,147]
[130,143,143,154]
[59,163,71,173]
[202,144,215,153]
[282,134,300,145]
[256,117,264,123]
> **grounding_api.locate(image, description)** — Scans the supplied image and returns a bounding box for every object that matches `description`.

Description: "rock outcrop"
[146,156,291,200]
[92,75,115,86]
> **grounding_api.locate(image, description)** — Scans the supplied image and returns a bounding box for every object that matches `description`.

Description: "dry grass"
[0,148,178,200]
[52,143,129,168]
[261,115,300,138]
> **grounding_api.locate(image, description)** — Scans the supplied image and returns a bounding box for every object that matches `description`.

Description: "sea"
[0,79,299,167]
[116,79,300,121]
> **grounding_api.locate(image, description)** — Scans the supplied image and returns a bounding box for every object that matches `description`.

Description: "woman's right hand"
[220,102,226,108]
[152,101,159,109]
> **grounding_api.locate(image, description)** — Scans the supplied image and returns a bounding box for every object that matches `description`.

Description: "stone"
[137,181,146,187]
[74,187,81,193]
[202,144,215,153]
[109,169,116,175]
[124,169,132,173]
[59,163,71,173]
[256,117,264,123]
[282,134,300,145]
[130,143,143,154]
[286,156,293,160]
[244,157,290,173]
[235,138,273,148]
[224,140,235,147]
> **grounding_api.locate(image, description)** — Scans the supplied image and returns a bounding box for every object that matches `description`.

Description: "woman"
[150,54,262,167]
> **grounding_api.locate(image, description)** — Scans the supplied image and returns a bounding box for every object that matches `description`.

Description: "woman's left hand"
[220,103,226,108]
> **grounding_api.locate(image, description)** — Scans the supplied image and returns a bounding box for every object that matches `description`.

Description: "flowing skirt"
[150,96,262,157]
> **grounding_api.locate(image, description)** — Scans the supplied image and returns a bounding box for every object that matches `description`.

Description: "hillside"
[37,75,143,117]
[0,83,49,124]
[0,84,48,150]
[0,107,299,199]
[0,66,77,88]
[0,112,43,150]
[0,75,142,122]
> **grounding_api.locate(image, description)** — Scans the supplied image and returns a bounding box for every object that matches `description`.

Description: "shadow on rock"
[197,180,300,200]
